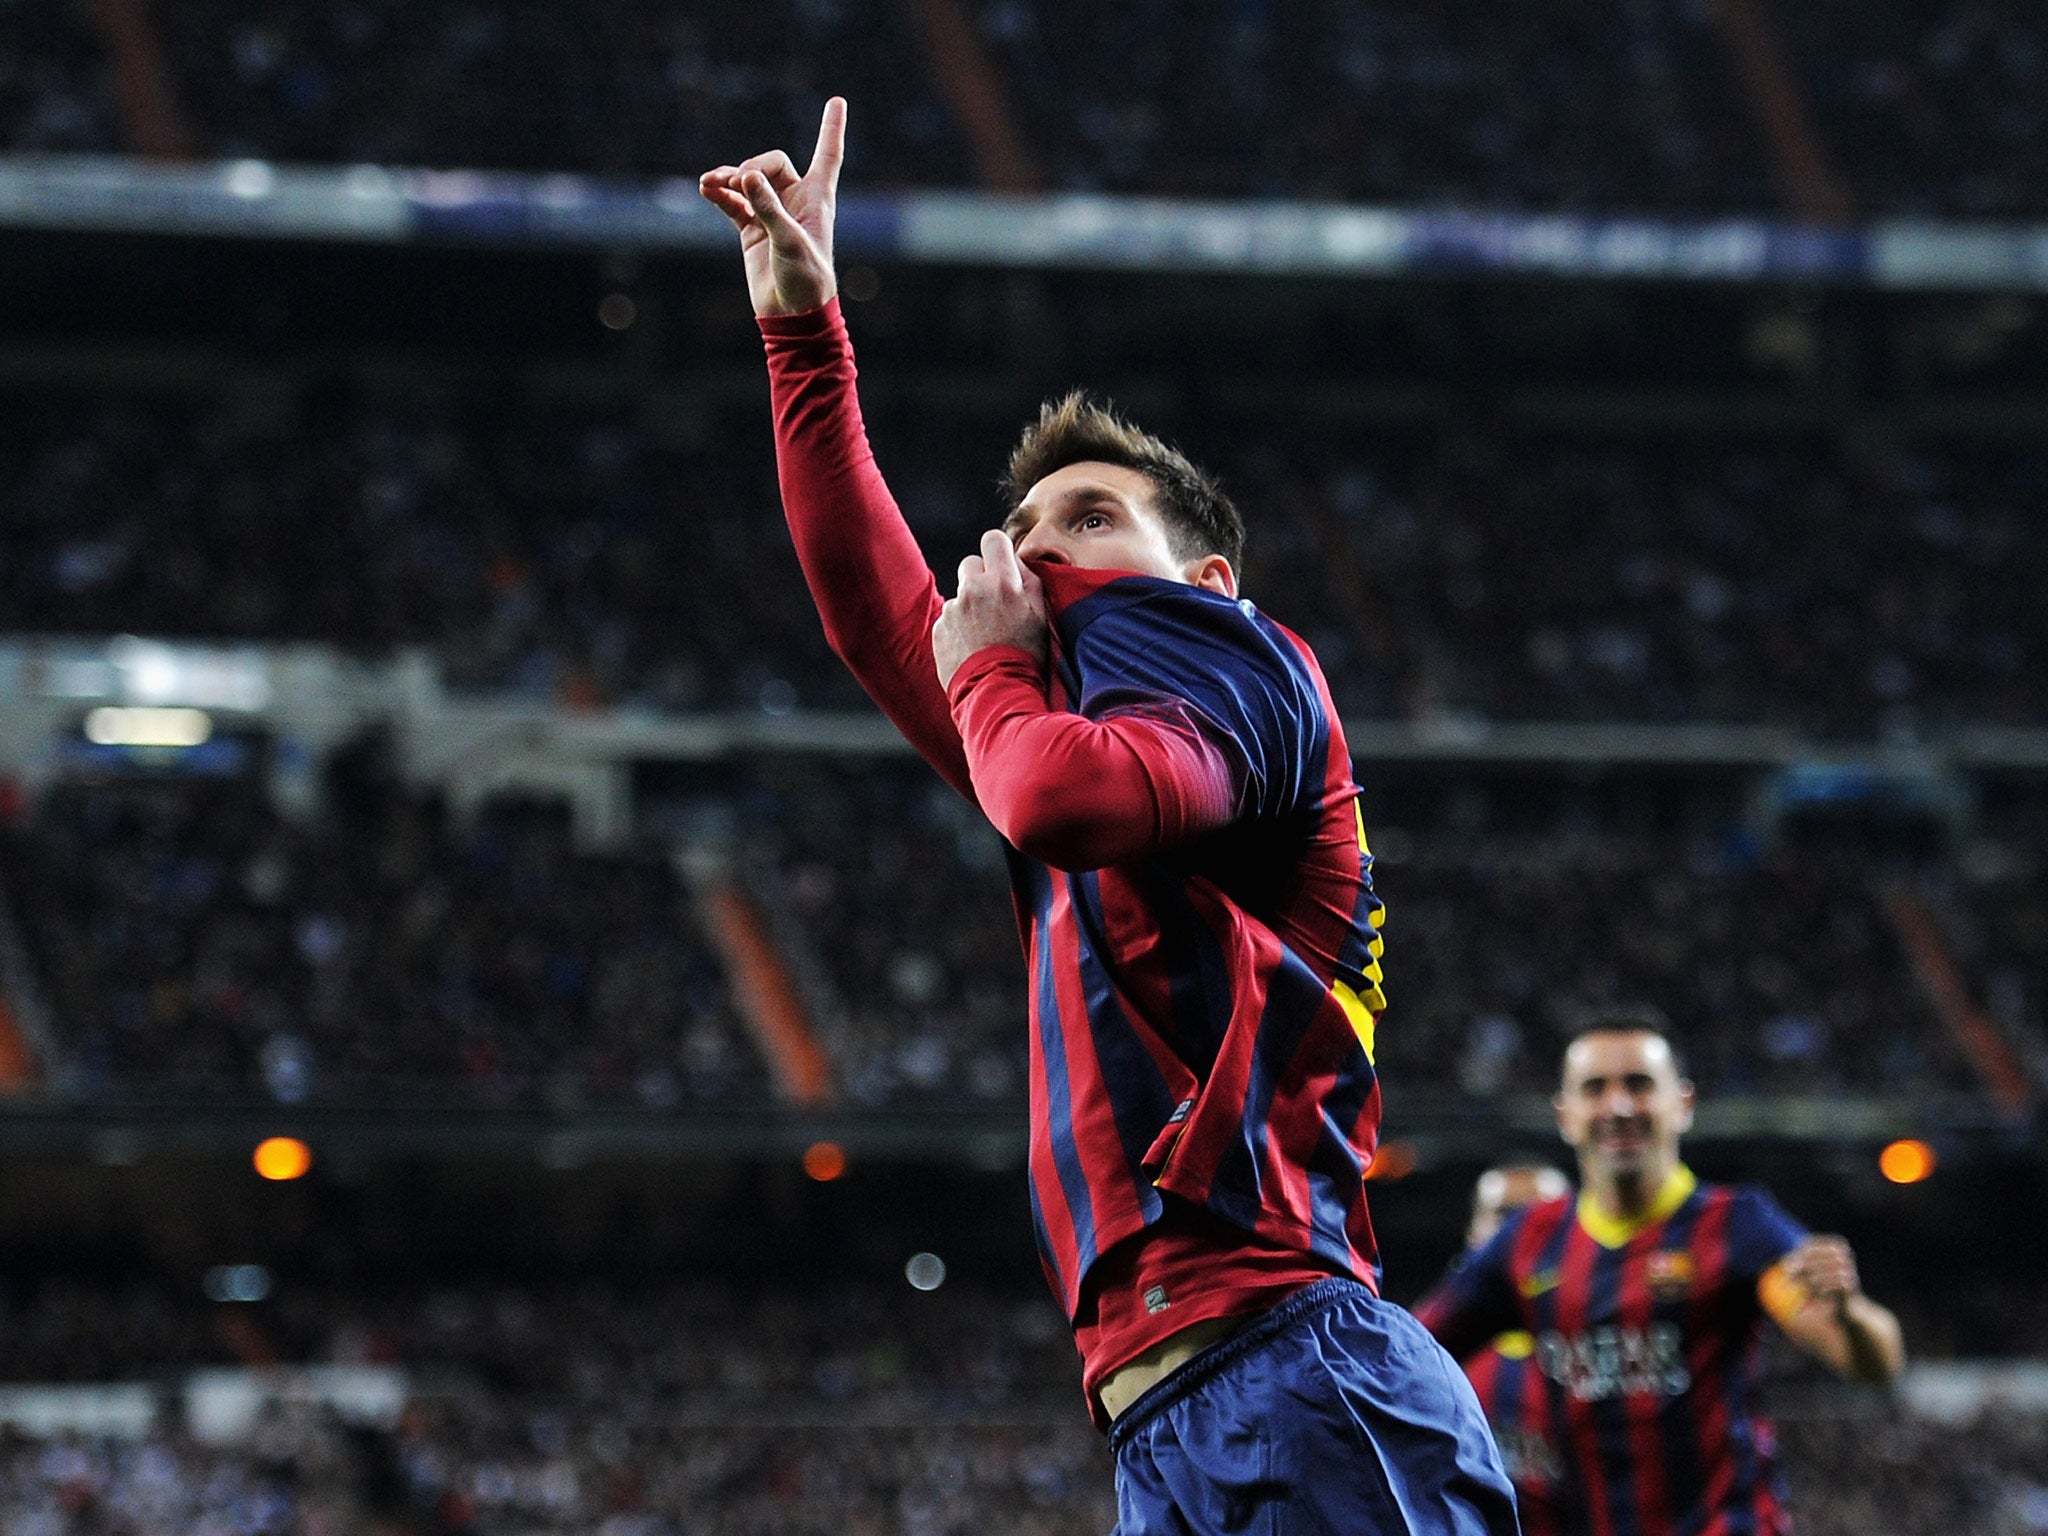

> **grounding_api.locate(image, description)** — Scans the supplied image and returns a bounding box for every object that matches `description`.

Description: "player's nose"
[1014,522,1067,563]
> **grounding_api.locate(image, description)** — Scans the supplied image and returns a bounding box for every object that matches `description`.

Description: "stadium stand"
[2,771,759,1106]
[1,743,2008,1108]
[6,388,2047,734]
[9,2,2048,218]
[1778,0,2048,220]
[0,0,122,155]
[0,1277,2041,1535]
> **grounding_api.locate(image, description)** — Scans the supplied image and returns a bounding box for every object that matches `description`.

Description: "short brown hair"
[1003,392,1245,572]
[1562,1008,1689,1080]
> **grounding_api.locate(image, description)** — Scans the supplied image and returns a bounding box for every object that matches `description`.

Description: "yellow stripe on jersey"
[1576,1164,1698,1249]
[1333,979,1378,1064]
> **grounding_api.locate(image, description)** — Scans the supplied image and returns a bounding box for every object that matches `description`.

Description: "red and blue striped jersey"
[761,300,1388,1387]
[1415,1167,1809,1536]
[1465,1331,1572,1536]
[1005,564,1389,1315]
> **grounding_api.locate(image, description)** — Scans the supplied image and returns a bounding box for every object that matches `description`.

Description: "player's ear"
[1552,1090,1572,1144]
[1186,553,1237,597]
[1675,1078,1696,1135]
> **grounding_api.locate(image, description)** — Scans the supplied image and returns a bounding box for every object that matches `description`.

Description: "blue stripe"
[1137,863,1235,1075]
[1068,872,1172,1223]
[1208,946,1326,1230]
[1032,913,1098,1296]
[1304,1041,1377,1267]
[1585,1241,1641,1536]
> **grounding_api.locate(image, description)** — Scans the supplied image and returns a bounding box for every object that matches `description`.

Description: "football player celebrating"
[1416,1014,1904,1536]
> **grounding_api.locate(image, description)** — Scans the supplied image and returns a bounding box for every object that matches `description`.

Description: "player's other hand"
[699,97,845,317]
[934,530,1050,688]
[1784,1235,1862,1307]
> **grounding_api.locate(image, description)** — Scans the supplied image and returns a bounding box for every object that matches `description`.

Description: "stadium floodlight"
[83,706,213,748]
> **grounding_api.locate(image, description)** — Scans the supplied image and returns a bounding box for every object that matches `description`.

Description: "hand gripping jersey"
[1414,1167,1810,1536]
[759,301,1390,1400]
[1464,1330,1571,1536]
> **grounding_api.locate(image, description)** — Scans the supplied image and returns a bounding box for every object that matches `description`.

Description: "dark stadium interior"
[3,4,2047,1533]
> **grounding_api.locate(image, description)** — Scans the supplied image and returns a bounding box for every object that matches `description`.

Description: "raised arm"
[700,101,972,797]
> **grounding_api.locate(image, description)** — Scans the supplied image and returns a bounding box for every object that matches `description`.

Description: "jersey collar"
[1577,1163,1697,1249]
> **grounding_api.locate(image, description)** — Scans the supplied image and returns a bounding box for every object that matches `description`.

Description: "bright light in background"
[803,1141,848,1182]
[1879,1139,1936,1185]
[253,1137,313,1181]
[84,706,213,748]
[905,1252,947,1292]
[204,1265,273,1303]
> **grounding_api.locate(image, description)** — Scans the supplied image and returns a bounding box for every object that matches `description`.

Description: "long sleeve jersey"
[760,300,1390,1417]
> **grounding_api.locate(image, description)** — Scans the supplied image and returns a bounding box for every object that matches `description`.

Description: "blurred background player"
[1449,1162,1576,1535]
[1415,1012,1905,1536]
[701,99,1515,1536]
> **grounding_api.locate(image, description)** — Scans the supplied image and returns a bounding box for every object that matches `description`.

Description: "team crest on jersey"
[1646,1250,1695,1296]
[1519,1268,1561,1299]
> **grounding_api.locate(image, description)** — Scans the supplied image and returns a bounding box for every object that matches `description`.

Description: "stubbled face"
[1555,1031,1694,1191]
[1468,1166,1568,1248]
[1004,461,1234,594]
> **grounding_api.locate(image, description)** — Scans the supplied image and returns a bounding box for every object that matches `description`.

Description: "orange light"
[803,1141,848,1182]
[1878,1139,1935,1185]
[1364,1139,1416,1182]
[253,1137,312,1182]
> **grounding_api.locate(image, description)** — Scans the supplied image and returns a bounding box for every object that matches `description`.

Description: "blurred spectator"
[0,0,122,155]
[4,771,759,1107]
[154,0,971,187]
[6,390,2048,735]
[8,1,2048,220]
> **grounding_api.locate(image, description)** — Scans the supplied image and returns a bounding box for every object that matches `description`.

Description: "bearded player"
[1415,1015,1904,1536]
[1449,1163,1575,1535]
[701,100,1514,1535]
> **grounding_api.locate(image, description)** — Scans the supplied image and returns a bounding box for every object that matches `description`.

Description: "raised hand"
[933,530,1051,688]
[698,97,847,318]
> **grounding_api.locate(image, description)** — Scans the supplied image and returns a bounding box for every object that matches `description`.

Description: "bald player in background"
[1415,1014,1904,1536]
[1446,1163,1575,1536]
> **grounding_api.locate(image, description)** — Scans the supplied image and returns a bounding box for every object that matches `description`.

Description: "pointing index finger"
[807,97,847,192]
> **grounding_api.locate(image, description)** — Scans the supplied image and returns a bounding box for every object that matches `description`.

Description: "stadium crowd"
[7,390,2047,736]
[2,745,2010,1109]
[6,0,2048,218]
[3,771,759,1107]
[0,1278,2043,1535]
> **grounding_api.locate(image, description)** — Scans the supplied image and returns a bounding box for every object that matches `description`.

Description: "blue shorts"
[1107,1278,1519,1536]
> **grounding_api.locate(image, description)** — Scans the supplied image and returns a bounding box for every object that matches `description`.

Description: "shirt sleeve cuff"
[757,296,845,342]
[945,645,1046,712]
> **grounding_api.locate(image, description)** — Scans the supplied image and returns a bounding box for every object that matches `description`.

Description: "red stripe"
[1346,1078,1383,1258]
[1686,1190,1736,1536]
[1554,1222,1617,1536]
[1617,1230,1675,1536]
[1511,1199,1572,1304]
[1092,873,1207,1092]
